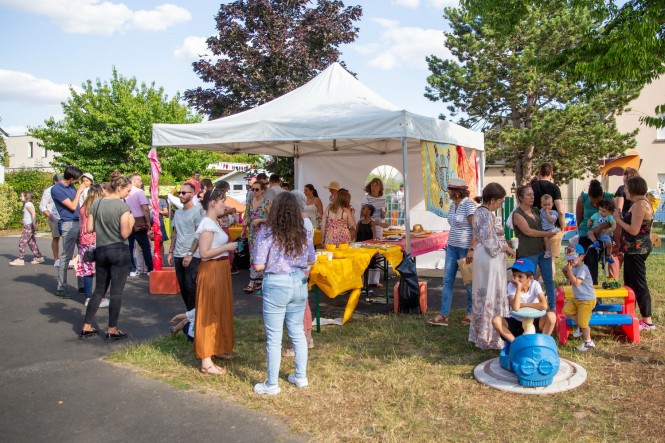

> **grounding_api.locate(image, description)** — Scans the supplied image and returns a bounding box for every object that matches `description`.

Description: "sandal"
[461,316,472,326]
[243,283,255,293]
[214,353,236,360]
[427,314,449,326]
[200,364,226,375]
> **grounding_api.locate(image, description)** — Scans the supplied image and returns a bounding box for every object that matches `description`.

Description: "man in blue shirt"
[51,166,87,297]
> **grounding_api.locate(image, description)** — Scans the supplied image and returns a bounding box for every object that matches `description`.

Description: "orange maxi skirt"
[194,258,234,358]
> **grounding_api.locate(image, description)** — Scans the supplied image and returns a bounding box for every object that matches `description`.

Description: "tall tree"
[425,3,638,185]
[30,69,218,181]
[462,0,665,128]
[184,0,362,119]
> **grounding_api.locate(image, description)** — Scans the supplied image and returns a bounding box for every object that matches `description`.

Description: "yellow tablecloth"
[228,226,322,246]
[308,245,402,324]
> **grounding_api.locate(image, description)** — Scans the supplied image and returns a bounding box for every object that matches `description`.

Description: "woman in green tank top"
[575,179,615,285]
[512,185,556,309]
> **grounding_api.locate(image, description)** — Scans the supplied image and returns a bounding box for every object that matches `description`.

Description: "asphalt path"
[0,235,463,442]
[0,236,304,443]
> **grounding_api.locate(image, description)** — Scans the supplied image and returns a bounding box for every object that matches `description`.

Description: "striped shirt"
[360,195,386,221]
[447,198,476,248]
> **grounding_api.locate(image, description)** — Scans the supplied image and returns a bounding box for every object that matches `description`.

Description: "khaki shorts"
[562,298,596,328]
[48,218,61,238]
[550,230,564,258]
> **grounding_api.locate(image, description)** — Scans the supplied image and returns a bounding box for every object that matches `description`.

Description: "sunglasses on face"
[252,188,261,192]
[179,191,191,195]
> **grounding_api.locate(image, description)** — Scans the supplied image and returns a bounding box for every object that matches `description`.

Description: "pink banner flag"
[148,148,163,270]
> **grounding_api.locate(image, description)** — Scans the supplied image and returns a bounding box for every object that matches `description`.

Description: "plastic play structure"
[499,307,560,387]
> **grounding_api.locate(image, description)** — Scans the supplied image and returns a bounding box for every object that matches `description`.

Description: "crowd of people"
[428,162,657,352]
[7,162,658,392]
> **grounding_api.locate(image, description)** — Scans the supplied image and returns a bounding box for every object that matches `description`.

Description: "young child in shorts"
[561,244,597,351]
[170,309,195,342]
[539,194,560,259]
[492,259,556,342]
[587,199,616,263]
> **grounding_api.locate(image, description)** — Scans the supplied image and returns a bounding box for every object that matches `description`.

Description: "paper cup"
[326,252,333,261]
[510,238,519,249]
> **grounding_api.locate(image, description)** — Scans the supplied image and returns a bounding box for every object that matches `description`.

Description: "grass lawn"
[109,256,665,442]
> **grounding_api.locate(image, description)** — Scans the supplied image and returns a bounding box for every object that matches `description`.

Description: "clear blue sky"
[0,0,459,135]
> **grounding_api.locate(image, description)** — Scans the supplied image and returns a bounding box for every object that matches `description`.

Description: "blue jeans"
[440,245,472,316]
[83,275,94,297]
[521,252,555,310]
[262,271,308,387]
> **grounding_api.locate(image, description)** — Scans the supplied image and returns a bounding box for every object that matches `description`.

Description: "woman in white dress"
[303,184,323,228]
[469,183,515,350]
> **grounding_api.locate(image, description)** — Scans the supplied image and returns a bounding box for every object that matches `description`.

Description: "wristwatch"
[186,252,193,256]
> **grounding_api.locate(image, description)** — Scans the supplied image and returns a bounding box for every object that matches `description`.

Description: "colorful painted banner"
[420,141,477,217]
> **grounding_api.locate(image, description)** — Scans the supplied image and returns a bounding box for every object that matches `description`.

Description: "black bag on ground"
[232,237,250,270]
[395,252,420,313]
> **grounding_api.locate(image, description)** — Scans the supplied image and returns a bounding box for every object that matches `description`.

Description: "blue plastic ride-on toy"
[499,334,561,387]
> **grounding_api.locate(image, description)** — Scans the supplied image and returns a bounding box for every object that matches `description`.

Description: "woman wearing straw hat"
[428,177,477,326]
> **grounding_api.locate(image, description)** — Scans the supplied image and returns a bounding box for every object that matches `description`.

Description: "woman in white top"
[303,184,323,228]
[194,188,239,375]
[427,177,476,326]
[360,178,389,239]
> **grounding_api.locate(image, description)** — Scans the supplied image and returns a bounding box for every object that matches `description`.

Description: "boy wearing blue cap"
[561,244,597,351]
[491,259,556,342]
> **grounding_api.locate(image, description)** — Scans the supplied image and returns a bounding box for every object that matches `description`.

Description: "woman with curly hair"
[253,192,316,395]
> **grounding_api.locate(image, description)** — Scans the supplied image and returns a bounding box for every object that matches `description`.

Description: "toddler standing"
[561,244,597,351]
[9,191,44,266]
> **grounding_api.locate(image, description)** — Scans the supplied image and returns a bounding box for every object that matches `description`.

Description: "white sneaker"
[31,257,45,264]
[572,327,582,338]
[84,298,90,307]
[287,374,309,388]
[99,298,110,308]
[254,382,281,395]
[54,259,61,268]
[9,259,25,266]
[576,340,595,352]
[129,271,140,277]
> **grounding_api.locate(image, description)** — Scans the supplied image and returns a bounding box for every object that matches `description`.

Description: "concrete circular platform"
[474,358,587,395]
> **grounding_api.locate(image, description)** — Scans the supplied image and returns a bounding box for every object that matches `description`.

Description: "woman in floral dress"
[242,181,270,293]
[469,183,515,350]
[321,188,355,246]
[77,185,107,307]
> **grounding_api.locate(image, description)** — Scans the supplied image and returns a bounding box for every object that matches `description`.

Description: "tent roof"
[152,63,483,156]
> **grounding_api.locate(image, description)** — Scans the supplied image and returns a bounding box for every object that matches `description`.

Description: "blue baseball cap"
[507,259,536,274]
[564,243,586,260]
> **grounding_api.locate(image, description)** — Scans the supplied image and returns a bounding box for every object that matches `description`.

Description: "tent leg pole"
[401,137,411,255]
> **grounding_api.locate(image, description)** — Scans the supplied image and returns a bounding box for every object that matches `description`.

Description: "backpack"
[395,253,420,313]
[232,237,250,270]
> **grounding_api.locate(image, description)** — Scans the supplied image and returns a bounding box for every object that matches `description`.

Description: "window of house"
[28,141,34,158]
[657,122,665,141]
[233,184,243,190]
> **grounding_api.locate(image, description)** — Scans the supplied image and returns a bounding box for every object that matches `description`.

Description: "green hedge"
[4,169,54,230]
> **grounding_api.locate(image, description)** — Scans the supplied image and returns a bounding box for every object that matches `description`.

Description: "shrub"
[0,184,18,230]
[5,169,54,229]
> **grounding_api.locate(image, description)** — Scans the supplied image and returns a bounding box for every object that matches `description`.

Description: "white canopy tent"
[152,62,484,253]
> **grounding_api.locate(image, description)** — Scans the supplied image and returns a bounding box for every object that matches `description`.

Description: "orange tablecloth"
[228,226,322,246]
[308,245,402,324]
